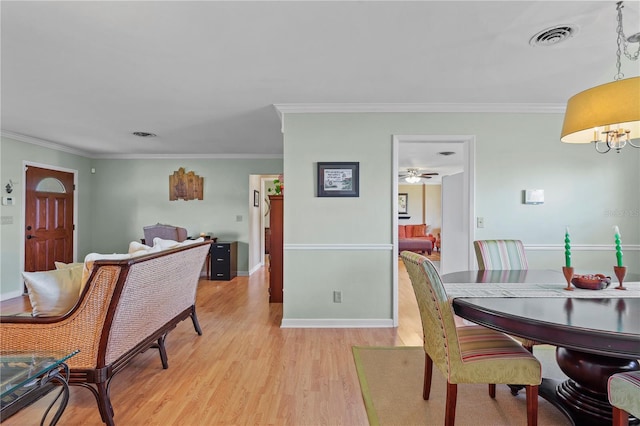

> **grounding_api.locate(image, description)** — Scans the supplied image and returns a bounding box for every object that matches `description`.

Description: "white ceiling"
[2,1,639,176]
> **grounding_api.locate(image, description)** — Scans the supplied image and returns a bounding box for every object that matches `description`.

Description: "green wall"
[89,158,282,269]
[0,136,93,297]
[281,112,640,325]
[3,110,639,323]
[0,135,282,298]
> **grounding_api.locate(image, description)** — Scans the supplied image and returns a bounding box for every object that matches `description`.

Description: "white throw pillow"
[152,237,181,250]
[22,265,83,317]
[82,252,133,288]
[152,237,205,251]
[131,244,162,257]
[54,261,84,270]
[128,241,152,254]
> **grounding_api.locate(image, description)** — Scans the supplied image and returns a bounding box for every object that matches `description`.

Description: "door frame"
[21,161,78,275]
[391,135,476,326]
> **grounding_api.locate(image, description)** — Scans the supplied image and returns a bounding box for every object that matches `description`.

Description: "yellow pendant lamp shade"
[560,76,640,144]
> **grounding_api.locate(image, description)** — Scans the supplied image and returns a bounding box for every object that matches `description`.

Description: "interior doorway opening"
[392,135,476,326]
[248,174,279,275]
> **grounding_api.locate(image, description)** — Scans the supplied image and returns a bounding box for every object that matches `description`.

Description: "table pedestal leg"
[549,347,640,425]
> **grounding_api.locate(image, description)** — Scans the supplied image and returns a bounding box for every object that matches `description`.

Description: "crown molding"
[1,130,283,160]
[92,153,284,160]
[273,102,566,121]
[1,130,93,157]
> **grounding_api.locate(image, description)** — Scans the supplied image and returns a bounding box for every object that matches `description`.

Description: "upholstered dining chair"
[401,251,541,426]
[473,239,529,270]
[608,371,640,426]
[473,239,537,356]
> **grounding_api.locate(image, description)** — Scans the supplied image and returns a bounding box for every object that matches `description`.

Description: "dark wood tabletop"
[444,268,640,425]
[452,297,640,358]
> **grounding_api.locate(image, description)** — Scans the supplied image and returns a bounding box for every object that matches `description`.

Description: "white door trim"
[391,135,476,326]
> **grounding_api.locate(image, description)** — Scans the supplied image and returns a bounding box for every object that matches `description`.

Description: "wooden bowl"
[571,274,611,290]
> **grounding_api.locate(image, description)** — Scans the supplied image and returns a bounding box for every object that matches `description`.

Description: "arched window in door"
[35,177,67,193]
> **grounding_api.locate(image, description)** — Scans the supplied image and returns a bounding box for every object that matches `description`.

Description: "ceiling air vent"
[529,25,578,47]
[132,131,157,137]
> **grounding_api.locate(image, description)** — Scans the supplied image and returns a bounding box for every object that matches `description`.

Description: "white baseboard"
[1,289,25,301]
[280,318,394,328]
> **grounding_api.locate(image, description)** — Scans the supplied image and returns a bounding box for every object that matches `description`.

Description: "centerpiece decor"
[613,226,627,290]
[562,227,574,291]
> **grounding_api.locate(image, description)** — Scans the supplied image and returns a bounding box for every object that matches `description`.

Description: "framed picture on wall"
[398,193,408,214]
[254,190,260,207]
[317,162,359,197]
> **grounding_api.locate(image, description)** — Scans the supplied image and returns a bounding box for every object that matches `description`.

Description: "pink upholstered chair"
[143,223,188,245]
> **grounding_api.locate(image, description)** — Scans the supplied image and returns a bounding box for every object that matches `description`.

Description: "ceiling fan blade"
[420,173,439,177]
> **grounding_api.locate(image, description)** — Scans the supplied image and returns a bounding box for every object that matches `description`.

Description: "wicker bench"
[0,240,211,425]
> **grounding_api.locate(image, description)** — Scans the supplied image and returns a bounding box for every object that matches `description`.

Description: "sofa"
[0,239,211,426]
[399,224,436,255]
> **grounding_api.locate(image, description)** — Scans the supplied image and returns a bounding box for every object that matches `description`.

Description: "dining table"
[441,268,640,426]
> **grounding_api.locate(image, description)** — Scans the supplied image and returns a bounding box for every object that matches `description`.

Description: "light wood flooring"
[3,260,424,425]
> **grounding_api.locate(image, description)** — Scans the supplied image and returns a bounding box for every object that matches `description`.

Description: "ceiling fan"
[399,168,439,183]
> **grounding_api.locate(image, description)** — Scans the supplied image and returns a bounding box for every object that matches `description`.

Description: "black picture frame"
[253,190,260,207]
[317,162,359,197]
[398,193,408,214]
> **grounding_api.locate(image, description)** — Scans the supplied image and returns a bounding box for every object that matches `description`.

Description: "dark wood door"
[268,195,283,303]
[25,166,74,272]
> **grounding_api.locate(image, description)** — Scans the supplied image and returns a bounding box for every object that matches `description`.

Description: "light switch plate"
[523,189,544,205]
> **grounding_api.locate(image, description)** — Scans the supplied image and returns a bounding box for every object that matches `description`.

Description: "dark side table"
[210,241,237,280]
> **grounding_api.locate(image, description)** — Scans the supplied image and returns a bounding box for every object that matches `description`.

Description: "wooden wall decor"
[169,167,203,201]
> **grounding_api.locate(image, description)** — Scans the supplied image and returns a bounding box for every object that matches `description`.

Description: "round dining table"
[442,269,640,426]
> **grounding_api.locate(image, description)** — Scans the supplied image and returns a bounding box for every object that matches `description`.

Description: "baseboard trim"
[0,289,25,301]
[280,318,394,328]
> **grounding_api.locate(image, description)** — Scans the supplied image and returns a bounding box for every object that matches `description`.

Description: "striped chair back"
[474,239,529,270]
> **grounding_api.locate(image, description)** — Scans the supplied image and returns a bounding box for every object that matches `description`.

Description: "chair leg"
[488,383,496,398]
[191,305,203,335]
[612,406,629,426]
[157,334,169,369]
[525,385,538,426]
[423,353,433,400]
[96,382,115,426]
[445,382,457,426]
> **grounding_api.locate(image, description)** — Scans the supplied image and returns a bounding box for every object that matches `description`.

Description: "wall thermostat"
[523,190,544,205]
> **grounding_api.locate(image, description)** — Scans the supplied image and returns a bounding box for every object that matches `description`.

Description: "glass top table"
[1,350,79,425]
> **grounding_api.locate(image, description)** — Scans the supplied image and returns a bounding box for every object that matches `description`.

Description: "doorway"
[248,174,279,275]
[392,135,476,326]
[24,164,77,272]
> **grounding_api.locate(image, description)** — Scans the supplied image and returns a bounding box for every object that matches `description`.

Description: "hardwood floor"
[3,261,422,425]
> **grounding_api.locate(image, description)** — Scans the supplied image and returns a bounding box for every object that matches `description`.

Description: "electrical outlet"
[477,217,484,228]
[333,291,342,303]
[1,216,13,225]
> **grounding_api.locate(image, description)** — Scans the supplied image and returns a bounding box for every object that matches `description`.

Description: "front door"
[25,166,75,272]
